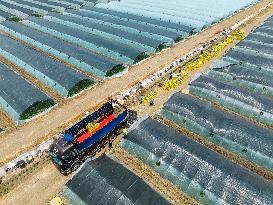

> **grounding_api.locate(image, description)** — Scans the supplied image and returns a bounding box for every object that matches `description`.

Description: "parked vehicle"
[49,100,136,174]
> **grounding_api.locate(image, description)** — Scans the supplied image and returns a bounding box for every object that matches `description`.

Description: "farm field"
[0,1,273,205]
[0,0,261,125]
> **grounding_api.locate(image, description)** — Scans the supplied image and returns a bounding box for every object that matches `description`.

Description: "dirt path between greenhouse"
[0,1,273,205]
[0,0,272,169]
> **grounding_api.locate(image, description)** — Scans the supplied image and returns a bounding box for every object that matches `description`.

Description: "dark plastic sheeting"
[245,33,273,45]
[0,33,90,91]
[0,0,35,15]
[254,27,273,37]
[0,10,12,19]
[0,62,52,115]
[83,7,193,33]
[64,155,173,205]
[237,40,273,56]
[211,64,273,88]
[2,21,120,73]
[67,9,182,40]
[11,0,54,12]
[123,117,273,205]
[28,16,144,61]
[225,48,273,69]
[190,75,273,113]
[161,92,273,171]
[50,13,164,48]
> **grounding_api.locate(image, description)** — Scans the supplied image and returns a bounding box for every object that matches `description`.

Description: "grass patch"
[134,53,150,64]
[200,191,206,197]
[19,99,55,120]
[9,16,23,22]
[189,30,198,36]
[105,64,126,77]
[156,44,169,53]
[31,13,43,17]
[155,161,161,166]
[68,79,95,97]
[175,36,184,43]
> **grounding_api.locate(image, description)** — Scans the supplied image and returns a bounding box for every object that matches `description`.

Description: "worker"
[149,99,155,106]
[108,139,113,148]
[122,128,128,135]
[139,95,143,104]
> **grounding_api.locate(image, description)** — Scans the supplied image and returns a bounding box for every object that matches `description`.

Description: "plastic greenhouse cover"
[107,0,214,24]
[64,0,85,3]
[207,64,273,97]
[2,21,120,73]
[134,0,257,14]
[161,92,273,171]
[262,20,273,29]
[225,48,273,68]
[35,0,77,8]
[254,27,273,37]
[211,63,273,88]
[64,155,173,205]
[67,9,182,40]
[0,10,13,18]
[128,0,222,17]
[121,0,218,19]
[0,34,90,91]
[50,13,164,48]
[96,3,204,28]
[237,40,273,56]
[0,0,34,15]
[28,17,144,61]
[190,75,273,115]
[122,117,273,205]
[87,7,193,33]
[267,15,273,22]
[245,33,273,45]
[11,0,55,12]
[95,0,258,28]
[100,1,211,24]
[0,61,52,115]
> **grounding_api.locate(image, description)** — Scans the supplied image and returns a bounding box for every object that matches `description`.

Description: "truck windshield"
[51,154,62,166]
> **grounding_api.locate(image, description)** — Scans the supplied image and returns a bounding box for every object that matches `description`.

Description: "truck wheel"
[72,162,80,172]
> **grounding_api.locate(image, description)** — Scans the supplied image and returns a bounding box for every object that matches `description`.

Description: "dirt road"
[0,162,68,205]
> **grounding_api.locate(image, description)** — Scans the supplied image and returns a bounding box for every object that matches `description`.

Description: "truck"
[49,100,136,174]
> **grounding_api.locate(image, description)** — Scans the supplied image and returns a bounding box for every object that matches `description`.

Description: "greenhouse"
[245,32,273,45]
[0,33,94,97]
[43,15,155,53]
[0,21,121,77]
[161,92,273,172]
[63,155,173,205]
[0,0,48,16]
[225,48,273,69]
[0,61,54,122]
[96,0,259,29]
[49,13,170,49]
[10,0,62,13]
[24,17,145,64]
[83,6,193,33]
[255,26,273,37]
[207,63,273,98]
[189,75,273,126]
[64,9,182,41]
[122,117,273,205]
[237,40,273,56]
